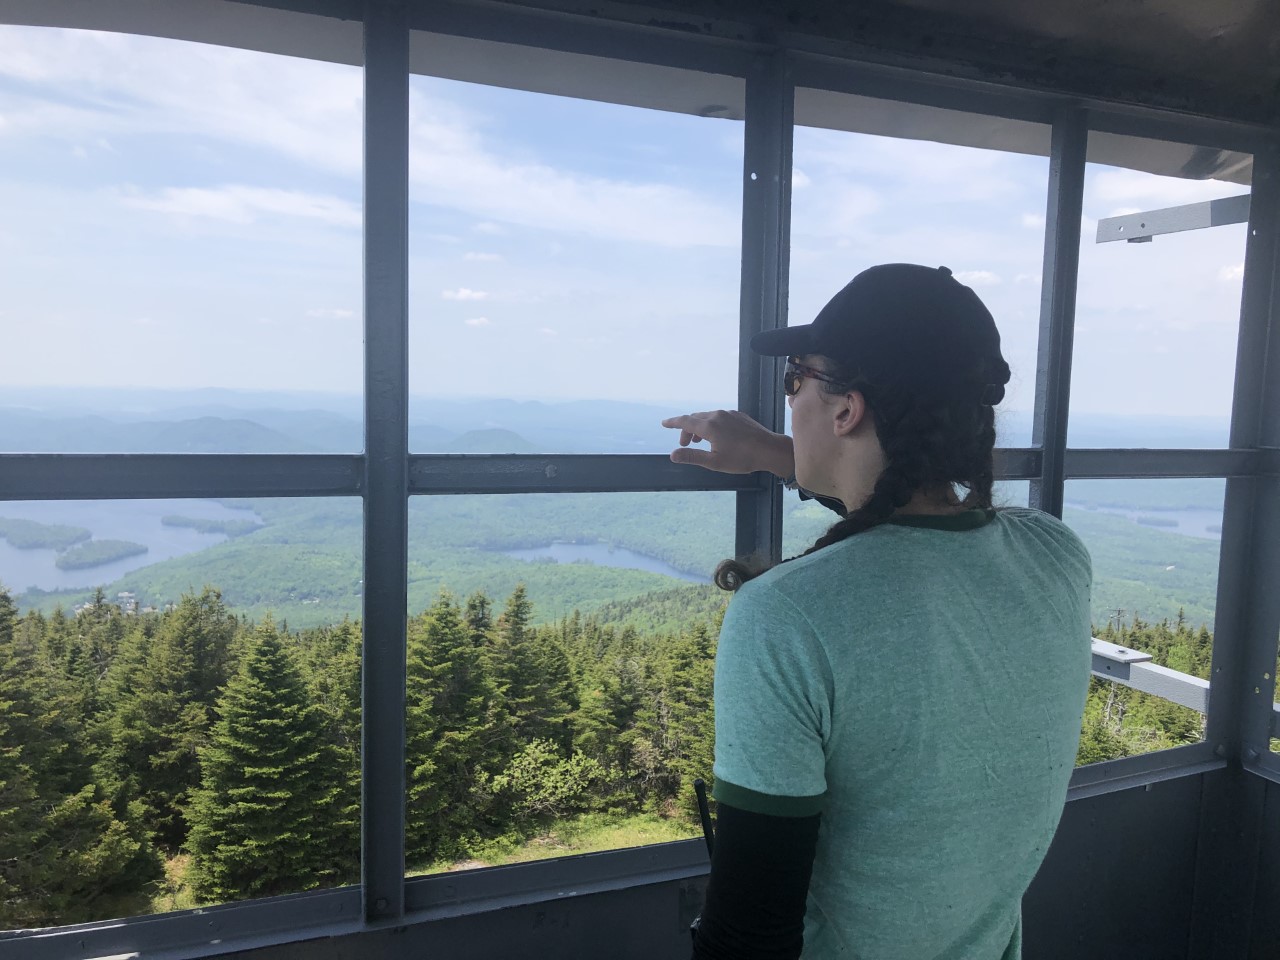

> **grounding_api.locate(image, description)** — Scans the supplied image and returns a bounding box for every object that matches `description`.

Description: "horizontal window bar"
[1068,741,1225,801]
[0,454,364,500]
[409,454,762,494]
[412,0,756,79]
[791,52,1057,126]
[1064,448,1262,478]
[404,838,708,919]
[1245,752,1280,787]
[1,448,1267,502]
[409,449,1031,492]
[1,887,360,960]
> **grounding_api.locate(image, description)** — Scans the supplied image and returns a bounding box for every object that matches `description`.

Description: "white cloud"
[472,222,506,235]
[121,185,361,227]
[1021,213,1045,229]
[1090,168,1245,211]
[538,327,558,336]
[464,316,491,327]
[407,87,739,248]
[306,307,355,319]
[1014,272,1041,286]
[1218,264,1244,283]
[792,169,811,189]
[443,288,489,301]
[464,251,502,262]
[954,270,1001,287]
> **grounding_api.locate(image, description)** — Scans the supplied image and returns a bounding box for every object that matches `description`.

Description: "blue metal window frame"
[2,2,1279,957]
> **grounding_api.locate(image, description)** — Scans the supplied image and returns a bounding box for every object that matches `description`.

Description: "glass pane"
[790,92,1050,444]
[1070,136,1250,447]
[0,497,361,928]
[0,26,363,452]
[407,64,744,452]
[404,492,734,877]
[1064,479,1223,764]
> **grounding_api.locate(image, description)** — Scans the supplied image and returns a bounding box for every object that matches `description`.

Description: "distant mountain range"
[0,386,1234,455]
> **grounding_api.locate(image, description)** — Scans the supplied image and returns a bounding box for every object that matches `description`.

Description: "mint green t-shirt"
[712,507,1092,960]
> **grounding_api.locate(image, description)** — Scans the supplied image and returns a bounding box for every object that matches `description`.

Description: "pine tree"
[96,588,237,849]
[186,620,352,902]
[663,622,716,814]
[0,585,158,926]
[405,594,491,864]
[298,619,361,870]
[464,592,493,648]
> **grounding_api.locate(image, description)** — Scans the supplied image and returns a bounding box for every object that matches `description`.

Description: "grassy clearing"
[149,813,700,912]
[150,854,199,915]
[409,812,701,877]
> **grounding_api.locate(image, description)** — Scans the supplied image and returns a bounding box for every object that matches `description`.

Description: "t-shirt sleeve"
[712,579,833,818]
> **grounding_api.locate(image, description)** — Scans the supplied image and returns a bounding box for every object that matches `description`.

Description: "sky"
[0,25,1252,424]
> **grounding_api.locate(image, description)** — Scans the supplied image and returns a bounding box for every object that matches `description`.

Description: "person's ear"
[832,390,867,438]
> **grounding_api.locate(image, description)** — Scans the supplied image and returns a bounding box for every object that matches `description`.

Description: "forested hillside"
[1,572,1242,929]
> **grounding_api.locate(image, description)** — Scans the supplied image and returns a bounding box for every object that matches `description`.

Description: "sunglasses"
[783,357,841,397]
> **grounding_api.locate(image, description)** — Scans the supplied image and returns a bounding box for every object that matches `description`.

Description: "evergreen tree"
[186,620,352,902]
[405,594,491,864]
[298,619,361,867]
[464,592,493,648]
[662,622,716,815]
[0,585,158,926]
[96,588,237,848]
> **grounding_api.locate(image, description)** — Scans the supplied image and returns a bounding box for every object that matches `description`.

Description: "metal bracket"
[1091,639,1210,714]
[1096,193,1250,243]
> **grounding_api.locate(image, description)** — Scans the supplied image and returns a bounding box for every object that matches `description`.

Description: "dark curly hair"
[712,356,1007,592]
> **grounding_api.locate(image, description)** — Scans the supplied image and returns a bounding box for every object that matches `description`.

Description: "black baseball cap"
[752,263,1011,404]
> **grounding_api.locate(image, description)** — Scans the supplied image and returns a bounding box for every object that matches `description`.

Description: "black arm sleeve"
[690,803,822,960]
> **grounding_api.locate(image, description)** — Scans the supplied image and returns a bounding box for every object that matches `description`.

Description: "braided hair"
[712,355,1008,592]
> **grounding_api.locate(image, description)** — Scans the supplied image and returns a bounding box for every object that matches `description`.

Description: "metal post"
[736,51,792,563]
[1029,107,1087,517]
[1188,142,1280,958]
[362,0,409,924]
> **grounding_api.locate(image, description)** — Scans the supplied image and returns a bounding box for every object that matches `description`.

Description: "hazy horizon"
[0,24,1252,434]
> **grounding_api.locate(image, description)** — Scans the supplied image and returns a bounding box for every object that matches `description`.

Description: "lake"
[1065,503,1222,541]
[0,499,262,594]
[502,541,711,584]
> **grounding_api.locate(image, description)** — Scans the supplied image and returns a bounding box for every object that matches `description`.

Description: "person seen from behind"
[663,263,1093,960]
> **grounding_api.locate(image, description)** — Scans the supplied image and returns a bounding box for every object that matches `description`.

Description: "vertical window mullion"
[737,51,793,563]
[1211,142,1280,758]
[1188,139,1280,960]
[1030,105,1086,518]
[362,0,411,925]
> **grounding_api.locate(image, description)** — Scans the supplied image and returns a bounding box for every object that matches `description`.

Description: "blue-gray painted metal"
[1206,142,1280,761]
[0,887,360,960]
[1029,108,1086,518]
[735,51,792,563]
[404,839,708,919]
[1091,649,1211,714]
[0,454,363,500]
[1068,741,1225,802]
[1062,447,1259,479]
[361,0,409,925]
[409,454,762,495]
[791,52,1057,127]
[409,0,756,79]
[1188,142,1280,958]
[1096,194,1250,244]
